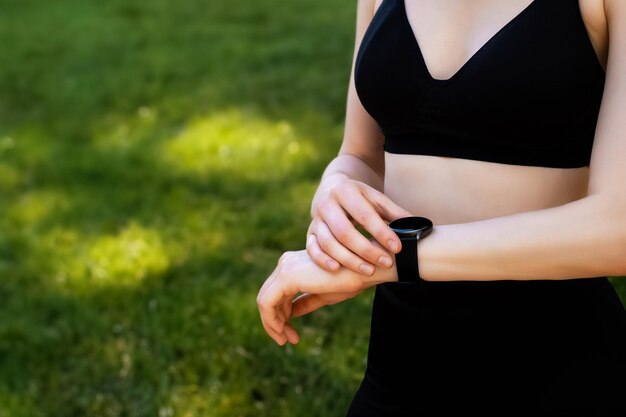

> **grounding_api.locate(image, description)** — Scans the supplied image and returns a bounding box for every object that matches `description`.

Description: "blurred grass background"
[0,0,624,416]
[0,0,370,415]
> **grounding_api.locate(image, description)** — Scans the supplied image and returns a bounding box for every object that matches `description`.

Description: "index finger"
[336,189,402,255]
[361,188,412,252]
[320,203,391,271]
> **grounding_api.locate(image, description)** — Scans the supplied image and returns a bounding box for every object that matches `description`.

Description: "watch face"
[389,216,433,239]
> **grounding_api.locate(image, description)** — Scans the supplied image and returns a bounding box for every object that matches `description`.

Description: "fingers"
[257,256,304,346]
[306,230,340,272]
[361,187,413,252]
[317,200,394,274]
[258,302,289,346]
[265,322,288,346]
[307,180,411,276]
[283,322,300,345]
[337,185,406,254]
[271,302,300,345]
[257,278,288,339]
[308,219,376,275]
[258,296,299,346]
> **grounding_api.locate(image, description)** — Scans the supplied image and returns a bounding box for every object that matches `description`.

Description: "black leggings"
[345,277,626,416]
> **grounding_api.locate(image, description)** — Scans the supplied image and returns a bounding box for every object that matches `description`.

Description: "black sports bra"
[354,0,606,168]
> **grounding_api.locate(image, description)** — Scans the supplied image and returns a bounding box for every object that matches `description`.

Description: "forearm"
[415,194,626,281]
[310,153,384,217]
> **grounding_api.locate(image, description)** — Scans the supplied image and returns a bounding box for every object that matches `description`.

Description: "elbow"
[587,195,626,276]
[602,213,626,277]
[607,253,626,278]
[611,237,626,277]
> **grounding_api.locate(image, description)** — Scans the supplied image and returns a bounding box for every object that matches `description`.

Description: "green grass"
[0,0,369,415]
[0,0,624,416]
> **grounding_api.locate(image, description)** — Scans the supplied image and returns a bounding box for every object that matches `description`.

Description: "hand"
[257,246,396,346]
[307,178,411,276]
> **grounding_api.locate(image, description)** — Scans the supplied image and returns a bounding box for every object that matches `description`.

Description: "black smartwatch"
[388,216,434,283]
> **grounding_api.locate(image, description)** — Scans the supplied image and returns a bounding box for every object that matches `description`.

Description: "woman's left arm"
[419,0,626,282]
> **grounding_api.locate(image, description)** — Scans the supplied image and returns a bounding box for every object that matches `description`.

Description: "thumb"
[291,293,328,318]
[291,292,358,318]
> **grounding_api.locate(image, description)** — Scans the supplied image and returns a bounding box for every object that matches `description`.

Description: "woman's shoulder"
[356,0,384,26]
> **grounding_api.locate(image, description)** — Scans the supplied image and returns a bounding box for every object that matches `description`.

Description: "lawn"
[0,0,624,416]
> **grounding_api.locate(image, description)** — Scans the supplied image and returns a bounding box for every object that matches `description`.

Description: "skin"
[258,0,626,346]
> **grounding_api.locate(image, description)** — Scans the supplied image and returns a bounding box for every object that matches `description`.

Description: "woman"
[257,0,626,415]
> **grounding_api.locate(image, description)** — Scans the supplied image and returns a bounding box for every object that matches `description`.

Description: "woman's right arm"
[306,0,412,277]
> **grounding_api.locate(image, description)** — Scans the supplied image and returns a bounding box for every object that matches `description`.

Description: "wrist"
[414,225,441,282]
[387,216,434,283]
[376,258,398,284]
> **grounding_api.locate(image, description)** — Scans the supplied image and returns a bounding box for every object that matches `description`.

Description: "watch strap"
[396,237,421,283]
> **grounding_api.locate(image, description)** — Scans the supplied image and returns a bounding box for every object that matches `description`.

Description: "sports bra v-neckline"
[400,0,538,85]
[353,0,606,168]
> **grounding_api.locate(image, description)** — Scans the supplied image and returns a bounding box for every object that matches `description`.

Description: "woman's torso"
[348,7,626,414]
[371,0,609,224]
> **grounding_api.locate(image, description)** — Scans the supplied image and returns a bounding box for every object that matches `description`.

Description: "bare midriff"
[384,153,589,225]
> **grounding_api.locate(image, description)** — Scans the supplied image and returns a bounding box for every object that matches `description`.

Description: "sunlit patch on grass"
[162,385,215,417]
[164,384,251,417]
[83,224,169,285]
[84,223,169,285]
[6,189,71,228]
[160,108,317,180]
[41,222,169,289]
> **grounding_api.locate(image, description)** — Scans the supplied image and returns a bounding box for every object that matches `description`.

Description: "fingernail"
[360,264,374,275]
[378,256,392,268]
[388,240,399,252]
[326,260,339,270]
